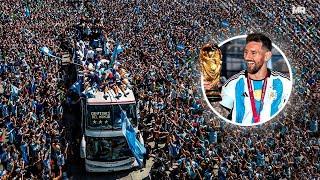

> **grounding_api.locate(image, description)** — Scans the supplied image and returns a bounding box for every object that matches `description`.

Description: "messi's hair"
[246,33,272,51]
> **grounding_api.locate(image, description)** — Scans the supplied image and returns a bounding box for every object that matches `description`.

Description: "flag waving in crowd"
[121,109,146,167]
[110,43,124,67]
[24,5,31,17]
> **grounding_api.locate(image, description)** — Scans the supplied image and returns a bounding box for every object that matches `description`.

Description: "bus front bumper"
[85,158,138,172]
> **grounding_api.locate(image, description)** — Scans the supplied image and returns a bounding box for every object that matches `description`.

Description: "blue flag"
[69,80,82,95]
[40,46,50,55]
[221,20,229,28]
[83,88,95,98]
[177,43,185,51]
[2,105,9,118]
[6,122,15,144]
[40,46,56,58]
[310,120,318,132]
[256,151,265,167]
[30,76,36,94]
[121,110,146,167]
[110,43,124,67]
[133,6,141,14]
[11,85,19,99]
[20,143,29,164]
[25,6,31,17]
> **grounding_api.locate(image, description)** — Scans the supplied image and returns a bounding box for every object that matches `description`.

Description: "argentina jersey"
[220,69,291,125]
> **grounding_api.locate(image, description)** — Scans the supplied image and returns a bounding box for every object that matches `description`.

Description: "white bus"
[79,89,142,172]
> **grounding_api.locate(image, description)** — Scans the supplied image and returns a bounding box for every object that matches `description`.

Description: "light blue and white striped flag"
[110,43,124,67]
[121,110,146,167]
[25,5,31,17]
[40,46,58,58]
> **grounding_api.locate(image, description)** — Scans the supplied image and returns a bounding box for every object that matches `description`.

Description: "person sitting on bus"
[106,71,122,99]
[98,72,110,100]
[112,64,130,94]
[117,65,131,89]
[115,70,129,98]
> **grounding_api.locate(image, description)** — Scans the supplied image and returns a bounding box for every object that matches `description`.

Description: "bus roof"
[87,89,136,105]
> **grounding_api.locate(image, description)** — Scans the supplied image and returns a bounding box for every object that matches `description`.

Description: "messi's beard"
[247,62,263,74]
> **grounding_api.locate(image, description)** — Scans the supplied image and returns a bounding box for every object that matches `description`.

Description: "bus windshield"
[86,136,133,162]
[87,104,137,130]
[112,104,137,129]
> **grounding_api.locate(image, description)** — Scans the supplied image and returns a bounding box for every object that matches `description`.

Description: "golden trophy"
[199,44,222,101]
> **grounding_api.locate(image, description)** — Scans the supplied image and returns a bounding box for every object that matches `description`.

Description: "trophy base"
[205,89,222,102]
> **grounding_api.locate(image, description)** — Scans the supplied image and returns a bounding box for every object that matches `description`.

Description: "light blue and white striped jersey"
[220,69,291,125]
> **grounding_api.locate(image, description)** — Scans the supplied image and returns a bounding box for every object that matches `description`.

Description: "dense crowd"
[0,1,79,179]
[0,0,319,179]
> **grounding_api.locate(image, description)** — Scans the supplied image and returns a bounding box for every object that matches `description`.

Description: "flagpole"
[118,104,123,111]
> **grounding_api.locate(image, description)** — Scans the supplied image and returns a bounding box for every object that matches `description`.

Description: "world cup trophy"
[199,43,222,101]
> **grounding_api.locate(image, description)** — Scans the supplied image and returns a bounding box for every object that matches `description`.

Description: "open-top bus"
[80,89,143,172]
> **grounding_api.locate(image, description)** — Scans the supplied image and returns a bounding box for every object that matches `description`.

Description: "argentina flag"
[221,20,230,28]
[121,110,146,167]
[40,46,57,58]
[110,43,124,67]
[69,79,82,95]
[10,84,19,99]
[25,5,31,17]
[177,43,185,51]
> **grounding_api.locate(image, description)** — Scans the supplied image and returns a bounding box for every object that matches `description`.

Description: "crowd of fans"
[0,1,79,179]
[0,0,318,179]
